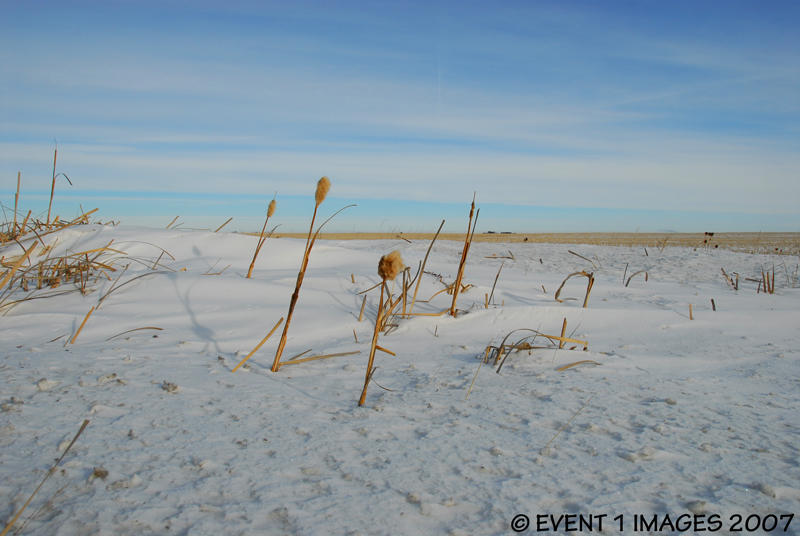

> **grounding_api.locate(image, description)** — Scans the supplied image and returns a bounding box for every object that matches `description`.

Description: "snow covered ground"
[2,224,798,535]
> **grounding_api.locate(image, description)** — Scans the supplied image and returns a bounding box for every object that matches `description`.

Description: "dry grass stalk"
[375,345,396,356]
[272,178,353,372]
[488,261,504,306]
[232,317,284,372]
[711,298,716,311]
[353,329,358,343]
[556,360,600,372]
[165,216,180,229]
[0,419,90,536]
[359,251,403,406]
[0,242,37,289]
[541,396,593,454]
[554,271,595,308]
[689,304,693,320]
[358,295,367,321]
[279,350,360,367]
[721,268,739,290]
[488,327,589,372]
[247,199,277,279]
[450,196,479,317]
[625,270,647,287]
[214,217,233,233]
[105,326,163,341]
[13,171,20,236]
[46,147,72,227]
[558,318,567,349]
[407,220,445,316]
[70,306,95,344]
[568,249,598,269]
[761,265,775,294]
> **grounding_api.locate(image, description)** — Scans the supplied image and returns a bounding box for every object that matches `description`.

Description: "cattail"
[315,176,331,206]
[246,197,277,279]
[378,250,403,281]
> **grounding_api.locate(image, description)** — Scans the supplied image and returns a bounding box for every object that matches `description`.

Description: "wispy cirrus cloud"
[2,1,798,230]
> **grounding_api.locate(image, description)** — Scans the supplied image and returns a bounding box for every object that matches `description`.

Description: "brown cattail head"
[267,199,276,218]
[378,250,404,281]
[315,176,331,206]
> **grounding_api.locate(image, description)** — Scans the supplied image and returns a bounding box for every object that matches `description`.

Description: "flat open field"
[268,231,800,253]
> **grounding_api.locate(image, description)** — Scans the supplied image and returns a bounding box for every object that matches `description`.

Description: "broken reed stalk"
[541,396,593,454]
[582,276,595,308]
[358,294,367,321]
[46,148,57,226]
[0,419,90,536]
[45,147,72,228]
[70,306,95,344]
[554,271,595,308]
[624,270,648,287]
[556,360,600,372]
[360,281,386,406]
[232,317,284,372]
[689,304,693,320]
[1,242,38,289]
[13,171,20,235]
[407,219,445,316]
[359,250,403,406]
[711,298,716,311]
[450,196,479,317]
[558,318,567,349]
[214,217,233,233]
[246,199,276,279]
[280,350,360,367]
[488,261,504,305]
[272,178,340,372]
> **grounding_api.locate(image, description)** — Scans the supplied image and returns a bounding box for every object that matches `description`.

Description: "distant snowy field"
[2,224,798,535]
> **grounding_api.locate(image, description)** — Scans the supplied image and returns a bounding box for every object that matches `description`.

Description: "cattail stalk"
[359,251,403,406]
[272,178,329,371]
[359,281,385,406]
[450,196,479,317]
[247,199,276,279]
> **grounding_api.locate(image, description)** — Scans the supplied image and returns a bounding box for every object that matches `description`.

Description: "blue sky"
[2,0,799,232]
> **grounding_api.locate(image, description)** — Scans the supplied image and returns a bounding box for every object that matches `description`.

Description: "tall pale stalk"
[359,250,403,406]
[247,199,276,279]
[450,196,479,317]
[272,178,330,372]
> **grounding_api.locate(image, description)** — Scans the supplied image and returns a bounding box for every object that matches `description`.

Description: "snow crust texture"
[1,225,799,535]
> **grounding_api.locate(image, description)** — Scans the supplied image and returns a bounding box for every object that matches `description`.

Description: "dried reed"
[232,317,284,372]
[359,250,403,406]
[1,420,89,536]
[247,199,277,279]
[554,271,595,308]
[70,306,95,344]
[272,178,354,372]
[46,147,72,227]
[450,197,479,317]
[214,217,233,233]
